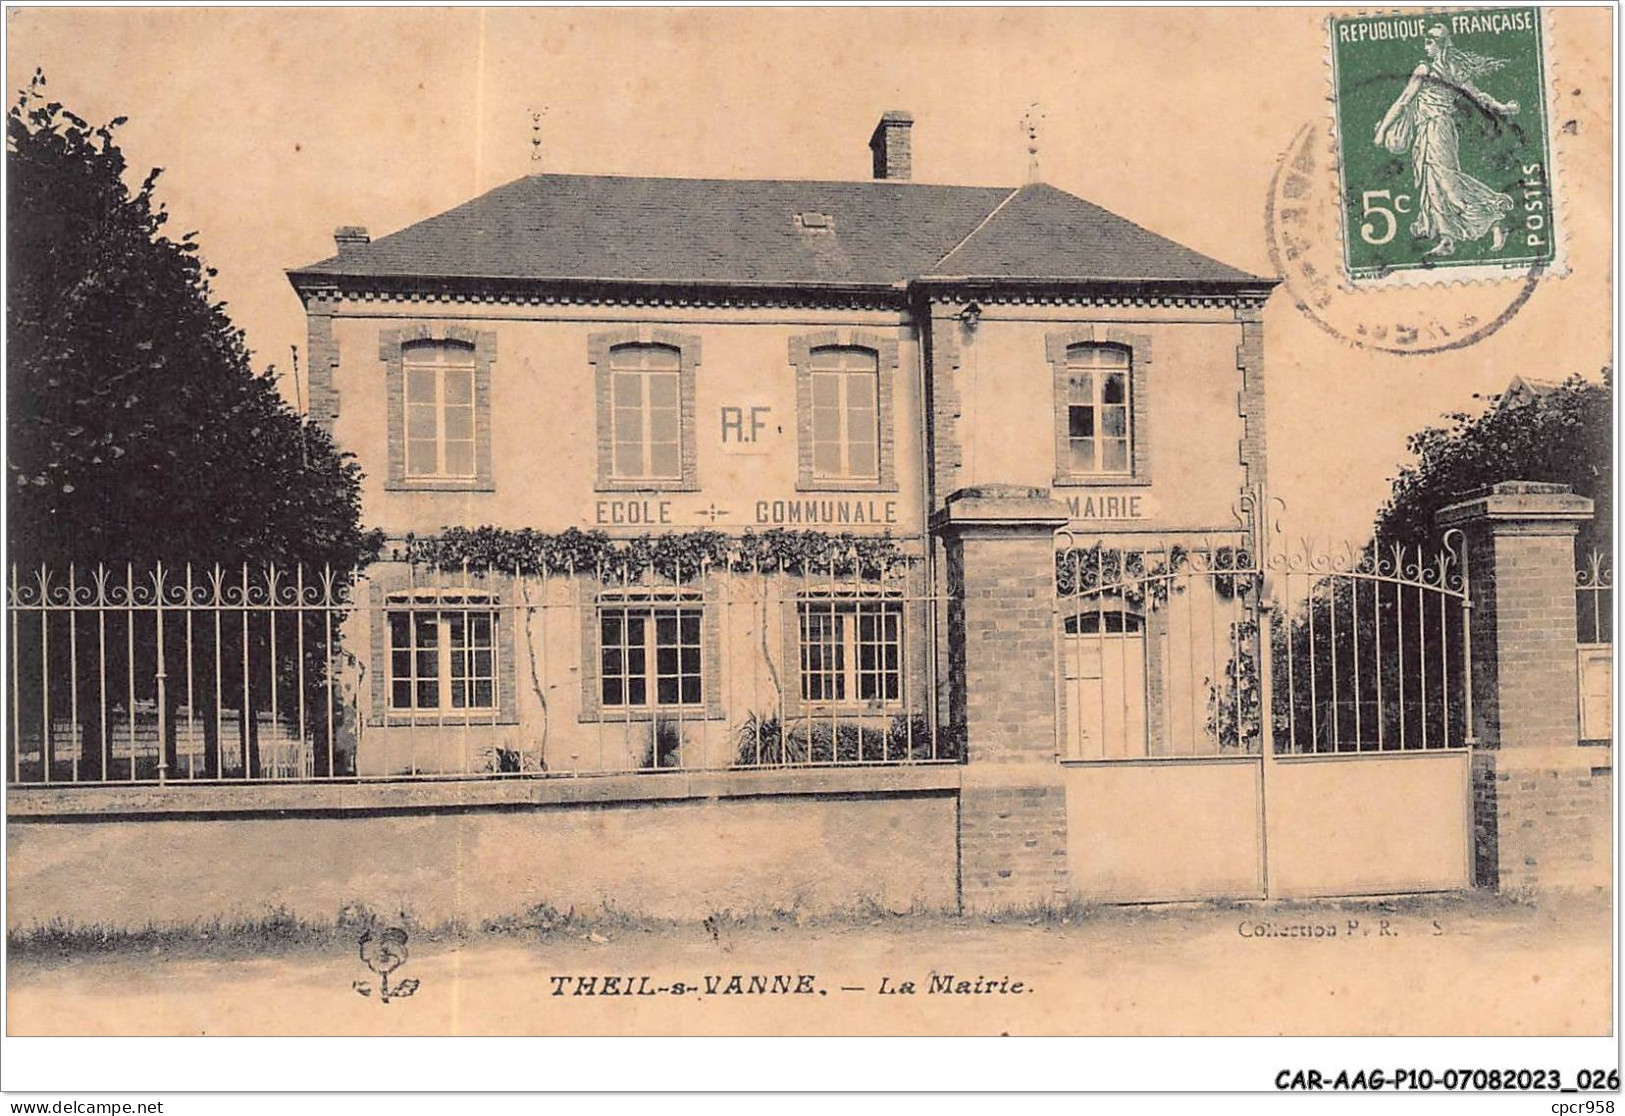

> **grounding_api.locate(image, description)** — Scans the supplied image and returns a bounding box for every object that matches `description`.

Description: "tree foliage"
[6,73,380,571]
[1376,370,1612,555]
[6,76,379,781]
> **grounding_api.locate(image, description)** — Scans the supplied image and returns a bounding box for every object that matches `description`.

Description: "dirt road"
[7,892,1611,1036]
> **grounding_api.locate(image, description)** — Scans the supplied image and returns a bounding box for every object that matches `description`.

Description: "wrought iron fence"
[7,549,957,786]
[1055,535,1263,760]
[1576,548,1612,741]
[1054,526,1472,761]
[1576,548,1613,646]
[1265,536,1470,754]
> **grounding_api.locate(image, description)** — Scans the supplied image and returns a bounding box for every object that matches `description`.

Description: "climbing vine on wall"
[403,526,916,582]
[1054,543,1254,603]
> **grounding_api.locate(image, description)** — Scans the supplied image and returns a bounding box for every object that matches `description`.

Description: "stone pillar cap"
[930,484,1071,534]
[1436,480,1595,529]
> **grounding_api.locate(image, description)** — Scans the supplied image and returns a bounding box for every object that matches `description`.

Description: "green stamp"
[1329,8,1557,284]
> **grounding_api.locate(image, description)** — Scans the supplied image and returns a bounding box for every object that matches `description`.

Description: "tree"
[1376,369,1612,555]
[7,72,377,571]
[7,75,381,779]
[1221,371,1615,756]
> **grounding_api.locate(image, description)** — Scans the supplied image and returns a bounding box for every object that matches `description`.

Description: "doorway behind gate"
[1055,520,1473,902]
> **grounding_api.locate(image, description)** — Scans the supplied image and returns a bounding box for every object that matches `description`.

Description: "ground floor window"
[798,593,903,705]
[599,589,704,709]
[387,592,498,713]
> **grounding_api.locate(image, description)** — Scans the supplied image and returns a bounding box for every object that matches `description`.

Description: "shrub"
[641,717,686,770]
[733,712,963,766]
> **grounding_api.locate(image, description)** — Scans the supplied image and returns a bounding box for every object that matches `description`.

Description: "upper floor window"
[403,341,478,479]
[591,329,700,492]
[383,325,495,492]
[1063,345,1132,477]
[1047,330,1152,488]
[790,331,898,492]
[808,347,881,483]
[609,343,683,483]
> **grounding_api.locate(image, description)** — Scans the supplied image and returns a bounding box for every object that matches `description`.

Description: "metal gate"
[1055,488,1473,902]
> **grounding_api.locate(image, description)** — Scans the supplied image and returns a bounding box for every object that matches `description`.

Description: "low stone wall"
[6,768,960,931]
[1472,744,1612,893]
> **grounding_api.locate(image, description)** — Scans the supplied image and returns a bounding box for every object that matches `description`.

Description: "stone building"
[285,111,1275,784]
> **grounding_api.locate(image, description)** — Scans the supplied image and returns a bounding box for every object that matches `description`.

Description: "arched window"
[1062,607,1146,636]
[591,329,700,492]
[1061,344,1132,477]
[789,331,897,492]
[402,339,478,479]
[806,346,881,483]
[608,343,684,482]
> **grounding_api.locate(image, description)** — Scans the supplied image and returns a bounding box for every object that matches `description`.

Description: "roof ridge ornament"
[530,107,546,167]
[1022,102,1046,184]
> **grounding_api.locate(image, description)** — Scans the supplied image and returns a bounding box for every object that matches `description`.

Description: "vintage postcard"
[1,3,1615,1099]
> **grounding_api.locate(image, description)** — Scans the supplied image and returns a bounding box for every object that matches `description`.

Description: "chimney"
[333,226,370,254]
[868,111,913,181]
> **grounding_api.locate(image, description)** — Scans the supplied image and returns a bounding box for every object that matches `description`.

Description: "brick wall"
[1473,747,1612,892]
[304,292,340,432]
[1234,299,1267,490]
[924,314,965,508]
[959,781,1069,910]
[1438,483,1603,895]
[1475,531,1584,747]
[1441,483,1591,752]
[943,527,1062,763]
[934,487,1071,910]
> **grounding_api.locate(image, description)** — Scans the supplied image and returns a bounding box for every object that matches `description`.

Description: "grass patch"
[8,889,1527,960]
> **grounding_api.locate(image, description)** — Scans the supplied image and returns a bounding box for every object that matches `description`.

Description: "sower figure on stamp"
[1374,24,1520,258]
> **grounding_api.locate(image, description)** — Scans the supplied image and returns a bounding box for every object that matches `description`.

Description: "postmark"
[1327,7,1560,286]
[1267,120,1540,356]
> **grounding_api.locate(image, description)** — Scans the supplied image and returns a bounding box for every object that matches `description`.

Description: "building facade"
[286,112,1276,778]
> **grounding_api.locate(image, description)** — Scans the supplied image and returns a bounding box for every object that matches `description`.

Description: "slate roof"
[1495,375,1564,410]
[289,174,1270,291]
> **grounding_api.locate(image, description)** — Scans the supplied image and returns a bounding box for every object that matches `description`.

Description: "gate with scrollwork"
[1055,486,1474,902]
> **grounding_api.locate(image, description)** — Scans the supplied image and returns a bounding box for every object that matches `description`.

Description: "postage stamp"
[1328,7,1559,285]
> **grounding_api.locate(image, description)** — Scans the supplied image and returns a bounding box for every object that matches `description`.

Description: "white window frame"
[608,344,684,484]
[797,592,904,707]
[598,589,706,711]
[1064,345,1133,477]
[402,341,478,480]
[807,347,881,483]
[386,591,499,715]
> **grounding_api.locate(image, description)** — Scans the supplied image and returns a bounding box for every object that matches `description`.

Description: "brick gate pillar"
[1436,481,1608,893]
[931,485,1072,911]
